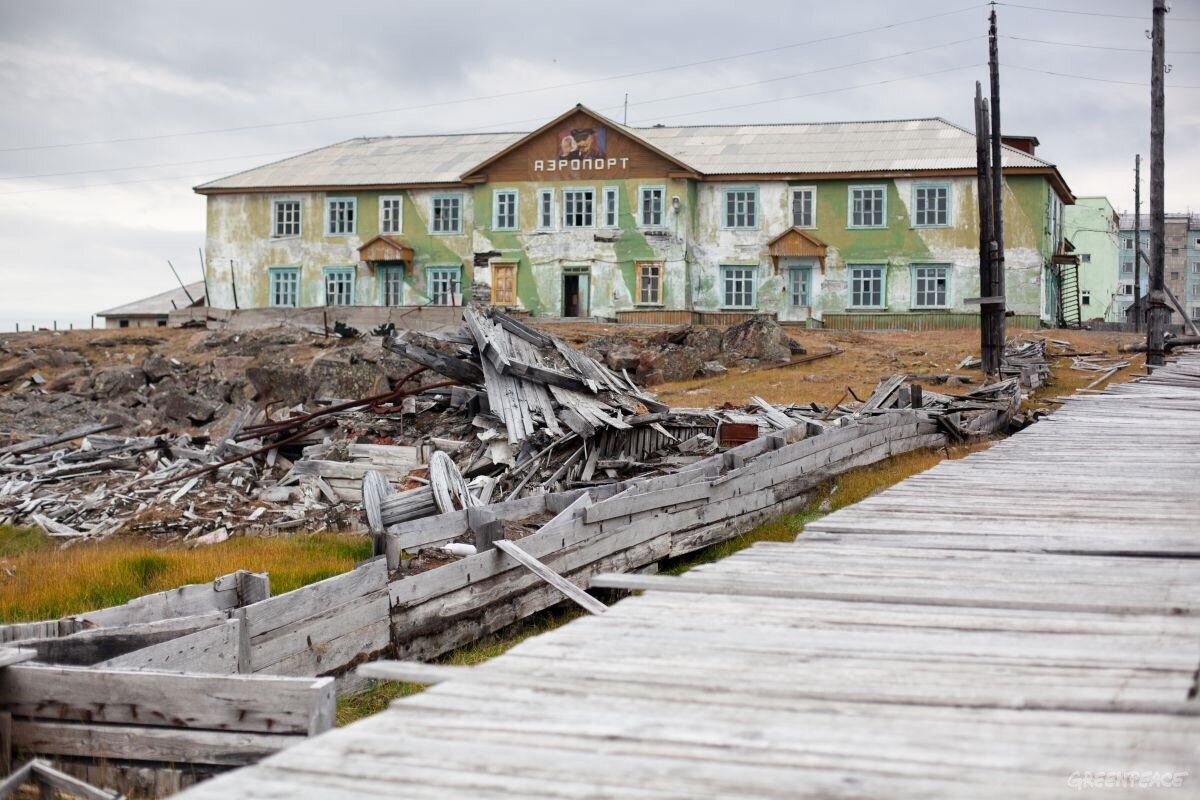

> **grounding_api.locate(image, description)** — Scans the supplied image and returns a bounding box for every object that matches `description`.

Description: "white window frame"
[272,198,301,238]
[636,261,663,306]
[325,197,356,236]
[1121,261,1134,275]
[1192,261,1200,274]
[720,265,757,309]
[848,186,886,229]
[911,183,950,228]
[323,267,355,306]
[562,188,595,229]
[1124,239,1134,250]
[721,187,759,230]
[788,266,811,307]
[603,186,619,228]
[1191,284,1200,298]
[1081,289,1092,306]
[492,189,518,231]
[848,265,886,309]
[790,186,816,229]
[639,185,665,228]
[379,195,404,235]
[430,193,463,235]
[427,266,462,306]
[380,265,405,307]
[537,189,555,230]
[268,267,300,307]
[910,264,950,310]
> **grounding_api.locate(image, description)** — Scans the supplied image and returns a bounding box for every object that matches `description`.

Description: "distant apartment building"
[1117,213,1200,324]
[1064,197,1121,323]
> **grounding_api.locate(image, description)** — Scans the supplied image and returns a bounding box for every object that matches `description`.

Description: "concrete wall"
[1065,197,1122,322]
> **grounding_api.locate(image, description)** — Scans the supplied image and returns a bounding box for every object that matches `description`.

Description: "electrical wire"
[1005,63,1200,89]
[1002,34,1200,55]
[996,2,1200,22]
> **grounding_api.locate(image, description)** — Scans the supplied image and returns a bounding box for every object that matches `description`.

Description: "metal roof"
[196,116,1054,192]
[97,282,206,317]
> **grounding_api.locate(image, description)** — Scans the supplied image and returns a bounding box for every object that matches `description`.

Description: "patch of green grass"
[0,524,49,558]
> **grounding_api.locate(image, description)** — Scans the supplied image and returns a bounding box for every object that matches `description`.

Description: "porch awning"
[358,235,414,264]
[1051,254,1080,266]
[767,227,828,271]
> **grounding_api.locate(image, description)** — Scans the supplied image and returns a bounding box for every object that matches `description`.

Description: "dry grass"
[0,529,372,623]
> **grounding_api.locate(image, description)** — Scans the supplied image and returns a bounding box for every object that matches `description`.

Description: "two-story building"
[1064,197,1122,323]
[195,105,1075,329]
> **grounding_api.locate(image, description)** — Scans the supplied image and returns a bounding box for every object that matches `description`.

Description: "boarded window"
[912,265,948,308]
[850,265,885,307]
[324,268,354,306]
[491,263,516,305]
[636,262,662,305]
[273,200,300,237]
[270,268,299,307]
[721,266,756,308]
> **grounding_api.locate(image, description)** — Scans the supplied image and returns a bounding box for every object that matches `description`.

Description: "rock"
[246,365,310,406]
[700,361,728,377]
[161,390,221,425]
[32,349,85,369]
[684,327,724,359]
[0,359,34,384]
[605,347,641,372]
[787,339,807,355]
[47,368,89,392]
[213,355,254,380]
[141,354,174,382]
[308,354,383,401]
[637,345,703,383]
[92,366,146,398]
[721,317,793,363]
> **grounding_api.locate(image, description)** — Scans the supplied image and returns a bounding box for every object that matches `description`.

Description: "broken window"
[911,265,948,309]
[325,198,356,235]
[380,196,403,234]
[849,187,886,228]
[790,187,815,228]
[604,186,618,227]
[491,263,516,305]
[789,267,811,307]
[380,266,404,307]
[636,262,662,305]
[323,268,354,306]
[912,184,949,227]
[639,186,664,227]
[269,268,300,307]
[272,199,301,237]
[723,188,757,229]
[431,194,462,234]
[428,267,460,305]
[493,190,518,231]
[721,265,756,308]
[563,189,594,228]
[850,265,885,308]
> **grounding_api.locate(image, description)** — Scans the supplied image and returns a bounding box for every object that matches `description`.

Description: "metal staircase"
[1056,262,1082,328]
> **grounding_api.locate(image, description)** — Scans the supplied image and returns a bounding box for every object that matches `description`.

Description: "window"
[156,320,167,327]
[273,199,300,237]
[269,268,300,307]
[1081,290,1091,306]
[491,263,516,305]
[323,268,354,306]
[431,194,462,234]
[788,267,811,307]
[639,186,664,227]
[1124,239,1134,249]
[118,319,129,328]
[1121,261,1134,274]
[1171,247,1180,256]
[723,188,758,229]
[911,265,949,309]
[1047,189,1063,251]
[721,266,757,308]
[1080,253,1091,263]
[1121,284,1134,295]
[427,267,461,306]
[563,188,594,228]
[537,189,554,230]
[380,266,404,307]
[636,262,663,305]
[493,190,517,231]
[1194,238,1200,248]
[325,198,356,235]
[1191,284,1200,298]
[1171,271,1181,281]
[912,184,950,227]
[849,265,885,308]
[790,187,815,228]
[1193,307,1200,321]
[1193,262,1200,274]
[604,186,618,227]
[849,186,886,228]
[379,196,403,235]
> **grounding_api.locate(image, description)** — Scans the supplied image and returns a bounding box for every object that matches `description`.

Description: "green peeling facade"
[198,106,1073,328]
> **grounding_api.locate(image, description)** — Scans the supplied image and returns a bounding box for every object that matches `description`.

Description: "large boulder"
[721,317,793,364]
[605,346,641,373]
[141,354,174,382]
[308,354,382,401]
[92,366,146,398]
[246,365,310,407]
[637,345,704,385]
[160,390,221,425]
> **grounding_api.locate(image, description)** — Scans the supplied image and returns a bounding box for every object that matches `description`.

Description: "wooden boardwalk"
[179,354,1200,799]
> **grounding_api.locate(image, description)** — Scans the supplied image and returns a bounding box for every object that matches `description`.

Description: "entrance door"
[563,273,590,317]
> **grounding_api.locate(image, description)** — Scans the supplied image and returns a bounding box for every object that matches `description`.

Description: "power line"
[0,148,310,181]
[0,170,238,196]
[0,3,988,154]
[1002,34,1200,55]
[997,2,1200,22]
[1005,63,1200,89]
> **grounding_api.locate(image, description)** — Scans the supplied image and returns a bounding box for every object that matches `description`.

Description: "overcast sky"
[1,0,1197,328]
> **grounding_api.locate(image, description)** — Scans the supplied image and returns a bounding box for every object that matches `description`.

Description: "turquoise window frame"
[493,189,518,231]
[268,267,300,308]
[790,186,816,229]
[426,265,463,306]
[562,187,595,228]
[910,263,951,310]
[911,182,951,228]
[847,185,887,229]
[379,195,404,235]
[322,266,355,306]
[720,265,758,309]
[324,197,357,236]
[271,197,301,238]
[638,185,665,228]
[379,265,405,307]
[603,186,619,228]
[847,264,886,309]
[537,189,555,230]
[788,266,812,307]
[430,192,464,235]
[721,187,759,230]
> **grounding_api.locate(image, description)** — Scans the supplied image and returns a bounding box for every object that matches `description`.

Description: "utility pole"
[1134,154,1142,332]
[1146,0,1168,366]
[986,5,1006,371]
[975,82,1001,374]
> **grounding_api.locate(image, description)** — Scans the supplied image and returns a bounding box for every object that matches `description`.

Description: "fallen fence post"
[492,539,607,615]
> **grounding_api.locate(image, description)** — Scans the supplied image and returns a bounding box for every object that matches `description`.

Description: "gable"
[462,107,697,183]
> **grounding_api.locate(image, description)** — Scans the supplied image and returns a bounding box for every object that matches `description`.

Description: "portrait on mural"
[557,127,607,160]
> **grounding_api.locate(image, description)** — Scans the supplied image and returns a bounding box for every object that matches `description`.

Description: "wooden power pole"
[988,5,1006,347]
[1146,0,1168,366]
[1134,154,1142,332]
[974,82,1001,374]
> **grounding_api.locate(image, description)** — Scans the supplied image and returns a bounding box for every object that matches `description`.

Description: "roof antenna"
[623,93,628,126]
